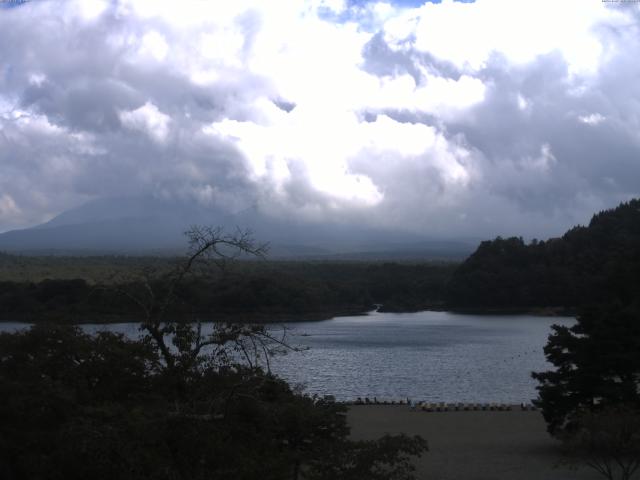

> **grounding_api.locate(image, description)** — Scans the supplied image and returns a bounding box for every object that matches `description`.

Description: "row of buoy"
[347,398,409,406]
[346,398,537,411]
[412,402,537,412]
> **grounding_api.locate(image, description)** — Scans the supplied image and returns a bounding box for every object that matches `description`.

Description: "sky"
[1,0,639,238]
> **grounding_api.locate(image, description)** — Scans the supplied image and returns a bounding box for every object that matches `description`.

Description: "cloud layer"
[1,0,639,238]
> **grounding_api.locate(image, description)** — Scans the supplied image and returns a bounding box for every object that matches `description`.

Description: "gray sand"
[348,406,601,480]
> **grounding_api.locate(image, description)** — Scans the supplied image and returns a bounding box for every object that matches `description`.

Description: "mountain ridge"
[0,196,477,259]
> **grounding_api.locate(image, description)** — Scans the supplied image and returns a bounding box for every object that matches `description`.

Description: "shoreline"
[348,405,599,480]
[342,400,538,411]
[0,304,576,325]
[445,305,577,317]
[0,307,371,325]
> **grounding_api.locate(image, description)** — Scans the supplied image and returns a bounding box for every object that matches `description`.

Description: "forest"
[2,199,640,321]
[0,254,455,323]
[445,198,640,311]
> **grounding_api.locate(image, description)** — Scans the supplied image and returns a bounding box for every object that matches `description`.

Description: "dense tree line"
[0,262,455,322]
[446,199,640,310]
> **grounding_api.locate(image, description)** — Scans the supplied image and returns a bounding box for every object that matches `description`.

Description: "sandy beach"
[348,406,600,480]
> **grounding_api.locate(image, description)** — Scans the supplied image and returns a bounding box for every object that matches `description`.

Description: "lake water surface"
[1,310,573,403]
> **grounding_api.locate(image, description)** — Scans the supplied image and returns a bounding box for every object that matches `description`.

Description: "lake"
[0,310,573,403]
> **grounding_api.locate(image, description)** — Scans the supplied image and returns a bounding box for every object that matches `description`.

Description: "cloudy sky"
[1,0,639,238]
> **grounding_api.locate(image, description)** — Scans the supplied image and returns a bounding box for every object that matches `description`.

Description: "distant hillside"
[445,198,640,310]
[0,196,475,260]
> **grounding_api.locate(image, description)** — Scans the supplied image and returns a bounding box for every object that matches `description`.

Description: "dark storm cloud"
[362,31,462,82]
[0,1,265,229]
[352,6,640,237]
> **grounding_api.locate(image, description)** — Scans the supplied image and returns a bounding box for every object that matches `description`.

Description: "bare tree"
[114,226,294,374]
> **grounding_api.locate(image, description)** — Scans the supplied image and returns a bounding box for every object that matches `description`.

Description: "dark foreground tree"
[533,302,640,435]
[533,301,640,479]
[560,405,640,480]
[0,227,427,480]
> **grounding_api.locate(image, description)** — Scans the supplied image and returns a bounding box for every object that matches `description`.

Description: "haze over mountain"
[0,196,477,258]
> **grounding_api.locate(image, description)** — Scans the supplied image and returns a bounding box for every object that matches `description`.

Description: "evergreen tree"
[533,302,640,436]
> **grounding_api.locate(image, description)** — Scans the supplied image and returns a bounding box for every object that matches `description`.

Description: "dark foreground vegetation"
[533,300,640,480]
[0,227,427,480]
[0,323,427,480]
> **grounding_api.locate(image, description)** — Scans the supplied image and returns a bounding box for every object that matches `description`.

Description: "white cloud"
[139,31,169,61]
[1,0,639,236]
[28,73,47,87]
[0,194,20,218]
[579,113,606,125]
[119,102,171,142]
[398,0,624,76]
[207,106,386,207]
[200,30,244,65]
[76,0,110,21]
[517,94,529,112]
[527,143,557,173]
